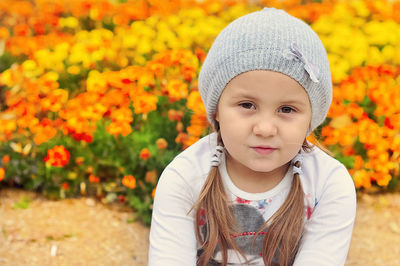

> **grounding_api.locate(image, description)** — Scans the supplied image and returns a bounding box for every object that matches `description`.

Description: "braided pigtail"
[190,132,247,266]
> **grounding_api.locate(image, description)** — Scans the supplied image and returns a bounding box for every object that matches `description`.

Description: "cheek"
[219,117,247,150]
[280,119,310,145]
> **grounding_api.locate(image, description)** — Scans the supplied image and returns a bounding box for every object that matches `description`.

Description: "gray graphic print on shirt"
[197,204,279,265]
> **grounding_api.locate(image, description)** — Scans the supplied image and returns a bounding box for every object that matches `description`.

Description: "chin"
[247,163,277,173]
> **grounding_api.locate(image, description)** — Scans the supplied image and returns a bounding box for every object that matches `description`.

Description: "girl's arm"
[148,167,198,265]
[294,164,357,266]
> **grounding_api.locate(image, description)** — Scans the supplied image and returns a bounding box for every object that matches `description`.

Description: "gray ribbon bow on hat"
[283,43,320,83]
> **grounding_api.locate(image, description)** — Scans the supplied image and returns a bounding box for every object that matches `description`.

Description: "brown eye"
[239,102,256,110]
[279,106,295,113]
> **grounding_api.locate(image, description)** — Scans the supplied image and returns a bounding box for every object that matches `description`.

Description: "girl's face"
[216,70,312,180]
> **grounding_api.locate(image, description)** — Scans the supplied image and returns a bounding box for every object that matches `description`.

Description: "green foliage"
[13,196,31,209]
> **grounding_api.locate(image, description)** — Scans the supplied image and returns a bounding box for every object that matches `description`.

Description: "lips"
[252,146,277,155]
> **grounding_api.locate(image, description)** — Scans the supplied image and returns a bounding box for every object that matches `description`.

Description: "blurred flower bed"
[0,0,399,224]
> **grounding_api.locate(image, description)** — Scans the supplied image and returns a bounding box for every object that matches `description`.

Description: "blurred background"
[0,0,399,265]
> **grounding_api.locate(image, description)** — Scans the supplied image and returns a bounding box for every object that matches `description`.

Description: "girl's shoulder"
[301,144,355,198]
[160,133,217,184]
[302,144,346,172]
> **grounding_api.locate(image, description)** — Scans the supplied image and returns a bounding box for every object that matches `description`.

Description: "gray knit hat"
[198,7,332,132]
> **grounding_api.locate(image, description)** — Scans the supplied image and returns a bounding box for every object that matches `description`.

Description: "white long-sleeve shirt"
[149,133,356,265]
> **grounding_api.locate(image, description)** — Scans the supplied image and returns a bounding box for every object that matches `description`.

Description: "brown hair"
[191,129,316,266]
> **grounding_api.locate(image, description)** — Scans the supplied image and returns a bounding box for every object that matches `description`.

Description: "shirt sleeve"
[294,164,357,266]
[148,165,198,265]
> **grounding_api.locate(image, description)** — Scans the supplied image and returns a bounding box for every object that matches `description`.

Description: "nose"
[253,116,278,137]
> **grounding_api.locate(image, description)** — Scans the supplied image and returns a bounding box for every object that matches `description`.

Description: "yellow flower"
[67,65,81,75]
[42,71,59,81]
[59,17,79,29]
[86,70,107,93]
[22,60,43,78]
[121,34,138,49]
[0,69,14,87]
[350,0,370,17]
[22,60,37,71]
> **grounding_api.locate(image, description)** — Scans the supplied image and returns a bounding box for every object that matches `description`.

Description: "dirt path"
[0,188,399,265]
[0,189,150,266]
[346,193,400,266]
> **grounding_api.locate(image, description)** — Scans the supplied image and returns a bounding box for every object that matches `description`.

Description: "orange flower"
[353,169,371,189]
[44,145,70,167]
[40,89,69,112]
[145,170,157,184]
[122,175,136,189]
[187,91,206,115]
[195,47,207,63]
[175,132,188,145]
[152,187,157,199]
[89,174,100,183]
[106,121,132,137]
[2,155,10,164]
[156,138,168,150]
[131,91,158,114]
[0,168,5,181]
[168,109,183,121]
[31,119,58,145]
[86,166,94,174]
[0,27,10,39]
[353,155,364,170]
[147,62,165,78]
[139,148,151,160]
[13,23,30,36]
[166,79,188,102]
[187,113,208,138]
[183,135,200,148]
[176,122,184,132]
[75,157,84,165]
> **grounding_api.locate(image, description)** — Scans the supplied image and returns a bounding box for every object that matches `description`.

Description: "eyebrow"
[280,100,309,107]
[230,92,309,107]
[230,92,257,100]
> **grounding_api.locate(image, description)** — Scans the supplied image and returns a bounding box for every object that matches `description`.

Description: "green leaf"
[12,197,31,210]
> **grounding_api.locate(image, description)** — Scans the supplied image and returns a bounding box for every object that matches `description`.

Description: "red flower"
[61,182,69,190]
[44,145,70,167]
[139,148,151,160]
[2,155,10,164]
[89,174,100,183]
[118,195,126,203]
[384,117,394,130]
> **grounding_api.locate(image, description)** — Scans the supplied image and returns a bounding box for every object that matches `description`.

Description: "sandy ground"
[0,188,399,265]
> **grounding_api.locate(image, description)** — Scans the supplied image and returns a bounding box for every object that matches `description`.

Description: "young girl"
[149,7,356,266]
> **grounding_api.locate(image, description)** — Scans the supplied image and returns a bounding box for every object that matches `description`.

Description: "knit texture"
[198,7,332,132]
